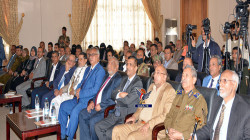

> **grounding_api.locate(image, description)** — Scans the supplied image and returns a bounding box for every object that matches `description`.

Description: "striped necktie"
[213,104,226,140]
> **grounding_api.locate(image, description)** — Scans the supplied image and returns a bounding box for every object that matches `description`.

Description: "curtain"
[82,0,153,51]
[0,0,24,47]
[70,0,98,45]
[141,0,163,41]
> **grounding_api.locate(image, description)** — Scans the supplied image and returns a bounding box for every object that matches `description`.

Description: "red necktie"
[95,76,111,105]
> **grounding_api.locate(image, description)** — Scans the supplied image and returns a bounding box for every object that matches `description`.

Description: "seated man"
[0,45,22,88]
[195,70,250,140]
[112,65,176,140]
[175,57,201,86]
[163,65,208,140]
[79,57,122,140]
[119,50,132,72]
[0,45,18,76]
[30,51,61,109]
[50,52,88,117]
[95,56,143,140]
[202,55,222,95]
[164,45,178,70]
[16,47,46,108]
[40,54,76,108]
[58,47,105,140]
[136,48,149,77]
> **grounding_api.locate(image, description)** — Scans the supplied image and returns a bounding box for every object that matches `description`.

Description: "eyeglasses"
[155,71,166,75]
[219,79,235,84]
[89,53,98,57]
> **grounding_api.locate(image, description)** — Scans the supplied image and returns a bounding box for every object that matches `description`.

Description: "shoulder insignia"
[176,90,183,95]
[193,92,200,99]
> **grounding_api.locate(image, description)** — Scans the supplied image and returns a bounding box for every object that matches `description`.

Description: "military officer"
[137,48,149,77]
[163,65,208,140]
[58,27,70,47]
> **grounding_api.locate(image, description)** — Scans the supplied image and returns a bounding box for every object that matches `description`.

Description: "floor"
[0,105,80,140]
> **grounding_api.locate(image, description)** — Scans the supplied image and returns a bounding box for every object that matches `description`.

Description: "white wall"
[18,0,72,50]
[160,0,180,48]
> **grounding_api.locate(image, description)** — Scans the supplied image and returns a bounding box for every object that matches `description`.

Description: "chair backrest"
[45,58,52,78]
[138,75,153,91]
[197,72,208,85]
[148,65,154,76]
[100,60,108,67]
[167,69,180,81]
[167,80,182,91]
[195,86,217,122]
[117,70,127,77]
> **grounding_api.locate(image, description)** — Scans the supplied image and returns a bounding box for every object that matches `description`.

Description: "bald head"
[183,57,193,70]
[154,65,167,88]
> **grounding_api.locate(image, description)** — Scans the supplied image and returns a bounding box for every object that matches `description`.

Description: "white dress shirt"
[116,74,136,99]
[212,97,235,140]
[203,40,210,49]
[96,74,114,104]
[207,75,220,89]
[49,63,58,82]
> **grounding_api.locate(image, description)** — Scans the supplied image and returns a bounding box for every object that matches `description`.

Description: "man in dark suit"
[191,27,221,72]
[79,57,122,140]
[30,51,62,109]
[95,56,143,140]
[194,70,250,140]
[119,50,132,72]
[59,47,106,140]
[17,47,47,107]
[40,54,76,108]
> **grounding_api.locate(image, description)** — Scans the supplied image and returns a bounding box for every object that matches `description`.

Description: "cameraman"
[191,19,221,72]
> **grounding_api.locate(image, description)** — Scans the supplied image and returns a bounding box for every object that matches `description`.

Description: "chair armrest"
[124,113,134,123]
[104,104,116,118]
[152,122,165,140]
[31,77,47,89]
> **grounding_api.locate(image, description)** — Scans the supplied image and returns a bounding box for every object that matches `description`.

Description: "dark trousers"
[31,85,50,109]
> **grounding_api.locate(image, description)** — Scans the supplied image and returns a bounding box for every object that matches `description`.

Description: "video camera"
[202,18,210,35]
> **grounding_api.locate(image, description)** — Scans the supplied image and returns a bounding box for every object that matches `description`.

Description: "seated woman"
[0,48,29,92]
[5,47,37,92]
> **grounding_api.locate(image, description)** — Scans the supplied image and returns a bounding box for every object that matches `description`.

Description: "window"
[82,0,152,51]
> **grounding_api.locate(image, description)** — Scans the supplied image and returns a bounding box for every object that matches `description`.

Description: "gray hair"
[90,47,100,55]
[184,65,197,79]
[231,70,239,89]
[211,55,223,72]
[109,56,119,66]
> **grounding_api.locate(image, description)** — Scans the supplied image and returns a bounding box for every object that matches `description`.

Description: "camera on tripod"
[236,0,249,33]
[202,18,210,35]
[223,22,231,34]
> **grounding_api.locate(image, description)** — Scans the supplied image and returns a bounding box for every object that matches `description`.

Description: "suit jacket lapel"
[226,95,239,139]
[151,83,166,115]
[124,75,138,92]
[101,73,117,101]
[209,96,223,139]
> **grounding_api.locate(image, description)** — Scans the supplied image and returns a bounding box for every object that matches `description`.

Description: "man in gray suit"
[95,56,143,140]
[16,47,47,108]
[193,70,250,140]
[163,45,178,70]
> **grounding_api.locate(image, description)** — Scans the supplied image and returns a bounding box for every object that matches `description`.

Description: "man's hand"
[192,37,196,47]
[29,72,34,79]
[65,62,70,72]
[8,70,13,75]
[69,90,75,95]
[125,116,136,124]
[59,89,63,96]
[87,101,94,113]
[139,123,150,136]
[168,128,184,140]
[76,89,80,99]
[45,81,50,88]
[54,89,59,96]
[95,104,101,112]
[21,70,26,76]
[119,92,128,98]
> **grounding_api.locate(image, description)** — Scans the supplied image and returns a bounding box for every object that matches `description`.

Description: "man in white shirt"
[194,70,250,140]
[50,52,88,117]
[202,55,222,95]
[79,57,122,140]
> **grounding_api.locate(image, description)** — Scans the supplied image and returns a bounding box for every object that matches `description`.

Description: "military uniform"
[58,35,70,47]
[163,88,208,140]
[0,55,22,90]
[137,62,149,77]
